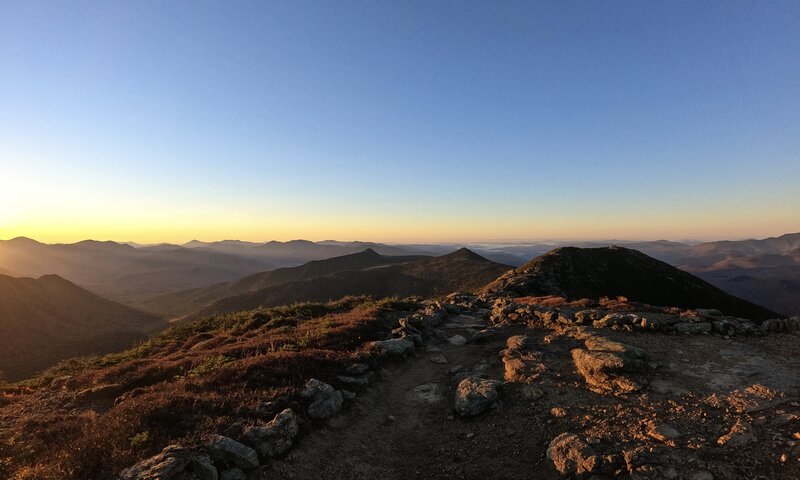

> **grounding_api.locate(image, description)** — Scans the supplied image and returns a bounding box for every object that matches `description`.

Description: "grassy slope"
[0,296,417,480]
[0,274,164,381]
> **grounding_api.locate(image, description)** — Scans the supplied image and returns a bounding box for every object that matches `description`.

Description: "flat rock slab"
[409,383,445,404]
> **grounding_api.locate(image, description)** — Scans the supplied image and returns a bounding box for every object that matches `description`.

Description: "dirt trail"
[259,313,800,480]
[260,314,555,479]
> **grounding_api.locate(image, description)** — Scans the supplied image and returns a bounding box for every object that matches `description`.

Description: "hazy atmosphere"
[2,1,798,243]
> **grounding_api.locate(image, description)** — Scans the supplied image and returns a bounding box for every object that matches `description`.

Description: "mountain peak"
[444,247,486,261]
[487,246,780,321]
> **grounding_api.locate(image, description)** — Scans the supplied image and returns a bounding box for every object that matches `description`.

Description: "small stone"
[550,407,567,418]
[430,355,448,364]
[411,383,444,404]
[521,385,544,401]
[648,424,681,443]
[448,335,468,346]
[369,338,415,356]
[387,415,396,422]
[466,432,475,439]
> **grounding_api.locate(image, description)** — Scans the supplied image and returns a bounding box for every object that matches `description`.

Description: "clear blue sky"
[1,1,798,243]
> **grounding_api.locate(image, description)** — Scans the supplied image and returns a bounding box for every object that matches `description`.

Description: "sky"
[1,1,798,244]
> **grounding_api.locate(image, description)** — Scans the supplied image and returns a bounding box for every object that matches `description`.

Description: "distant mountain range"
[139,248,429,317]
[1,233,798,316]
[149,248,511,321]
[0,274,162,381]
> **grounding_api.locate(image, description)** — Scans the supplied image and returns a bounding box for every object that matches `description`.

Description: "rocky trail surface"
[255,300,800,480]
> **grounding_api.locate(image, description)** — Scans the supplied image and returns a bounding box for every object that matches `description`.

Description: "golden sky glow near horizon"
[2,2,799,247]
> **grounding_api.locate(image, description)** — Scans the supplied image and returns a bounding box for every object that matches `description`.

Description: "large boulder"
[205,435,259,470]
[119,445,217,480]
[302,378,343,420]
[546,433,600,477]
[454,376,501,416]
[243,408,299,458]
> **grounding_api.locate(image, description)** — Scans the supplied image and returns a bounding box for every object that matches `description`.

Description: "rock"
[584,337,645,359]
[119,445,218,480]
[648,424,680,443]
[593,313,642,329]
[550,407,567,418]
[695,308,723,317]
[674,322,713,335]
[219,468,246,480]
[521,385,544,401]
[447,335,467,346]
[623,446,665,479]
[506,335,538,350]
[190,456,218,480]
[430,355,449,364]
[205,435,259,470]
[411,383,444,404]
[336,375,370,387]
[502,335,545,383]
[369,338,415,357]
[470,328,497,343]
[572,338,646,395]
[717,418,756,447]
[546,432,600,477]
[341,389,356,400]
[574,310,603,324]
[345,363,370,375]
[454,376,502,416]
[301,379,343,420]
[243,408,298,458]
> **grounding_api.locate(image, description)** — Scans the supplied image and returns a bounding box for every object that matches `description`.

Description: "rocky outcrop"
[119,445,217,480]
[454,376,501,416]
[301,378,343,420]
[572,336,646,395]
[205,435,259,470]
[243,408,299,457]
[546,433,600,477]
[501,335,545,383]
[717,418,757,447]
